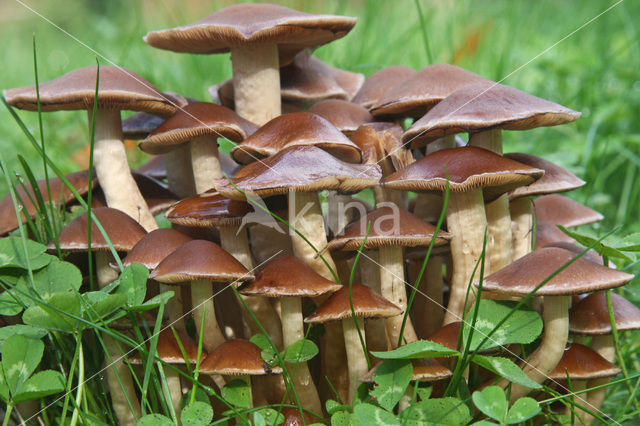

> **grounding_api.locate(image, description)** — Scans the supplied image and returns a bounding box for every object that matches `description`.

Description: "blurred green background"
[0,0,639,416]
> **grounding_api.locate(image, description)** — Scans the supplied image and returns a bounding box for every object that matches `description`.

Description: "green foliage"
[370,359,413,411]
[472,386,540,425]
[137,414,173,425]
[472,356,541,390]
[282,338,319,363]
[371,340,459,359]
[221,379,251,409]
[398,398,471,425]
[181,401,214,426]
[0,237,51,270]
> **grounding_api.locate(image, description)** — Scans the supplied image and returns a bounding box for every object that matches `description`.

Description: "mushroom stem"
[219,226,284,350]
[360,250,389,351]
[159,283,186,333]
[191,279,226,352]
[444,189,489,325]
[280,297,322,414]
[510,198,534,260]
[591,334,615,363]
[468,129,502,153]
[231,43,281,125]
[164,368,183,420]
[378,245,418,346]
[165,146,196,198]
[191,135,222,193]
[342,318,368,404]
[500,295,569,402]
[586,334,614,424]
[89,109,157,231]
[566,380,590,425]
[288,191,337,281]
[409,256,444,338]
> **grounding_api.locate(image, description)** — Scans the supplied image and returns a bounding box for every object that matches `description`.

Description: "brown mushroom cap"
[327,206,451,251]
[362,357,452,383]
[54,207,147,252]
[4,66,175,116]
[129,329,202,364]
[143,3,356,64]
[0,169,97,236]
[570,292,640,335]
[305,284,401,323]
[543,241,603,264]
[352,66,417,108]
[534,195,604,228]
[308,99,374,135]
[165,190,252,228]
[480,247,633,297]
[149,239,253,284]
[240,255,341,297]
[230,112,362,164]
[350,123,415,175]
[382,146,544,202]
[215,145,381,201]
[371,64,489,118]
[199,339,282,375]
[121,228,193,270]
[139,102,258,155]
[505,153,585,199]
[548,343,621,380]
[403,82,581,148]
[135,152,240,180]
[427,322,462,351]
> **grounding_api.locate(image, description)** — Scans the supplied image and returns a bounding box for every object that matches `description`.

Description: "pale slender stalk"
[159,283,186,334]
[281,297,322,414]
[586,335,615,425]
[165,146,196,198]
[343,319,369,404]
[444,189,489,324]
[409,256,444,338]
[510,197,534,260]
[591,335,615,363]
[566,380,590,425]
[468,129,502,153]
[190,134,222,193]
[360,250,389,351]
[231,43,280,125]
[191,280,226,352]
[164,368,183,421]
[379,245,418,346]
[485,195,513,272]
[89,109,157,231]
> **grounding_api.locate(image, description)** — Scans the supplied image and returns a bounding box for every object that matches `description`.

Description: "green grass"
[1,0,639,423]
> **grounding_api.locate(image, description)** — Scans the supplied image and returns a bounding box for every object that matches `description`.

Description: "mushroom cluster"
[1,2,637,425]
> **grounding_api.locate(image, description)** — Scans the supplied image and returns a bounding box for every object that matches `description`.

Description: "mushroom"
[352,66,417,109]
[534,194,604,228]
[308,100,374,136]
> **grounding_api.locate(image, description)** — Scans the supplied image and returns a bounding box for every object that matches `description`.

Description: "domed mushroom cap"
[308,99,373,135]
[371,64,489,119]
[352,66,417,108]
[535,221,575,248]
[480,247,633,297]
[327,206,451,251]
[549,343,621,380]
[143,3,356,63]
[0,169,97,236]
[403,82,581,148]
[4,66,175,116]
[427,322,462,351]
[149,239,253,284]
[165,190,252,228]
[362,358,452,383]
[534,195,604,228]
[54,207,146,252]
[240,255,341,298]
[121,228,193,270]
[230,112,362,164]
[505,153,585,199]
[543,242,603,264]
[305,284,401,323]
[135,152,240,180]
[382,146,544,202]
[215,145,381,201]
[200,339,282,375]
[570,292,640,335]
[139,102,257,155]
[129,329,202,364]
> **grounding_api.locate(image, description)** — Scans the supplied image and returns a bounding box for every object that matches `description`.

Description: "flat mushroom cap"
[165,190,252,228]
[149,239,253,283]
[382,146,544,202]
[308,99,374,135]
[403,82,581,148]
[305,283,401,323]
[121,228,193,270]
[535,221,575,248]
[200,339,282,375]
[230,112,362,164]
[352,66,417,108]
[371,64,489,118]
[139,102,258,155]
[0,170,96,236]
[240,255,342,297]
[53,207,147,252]
[543,241,603,264]
[4,65,175,116]
[534,195,604,227]
[549,343,621,380]
[362,358,452,383]
[570,292,640,335]
[480,247,633,297]
[328,206,451,251]
[143,3,356,63]
[215,145,381,201]
[428,322,462,351]
[129,329,201,364]
[505,153,585,199]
